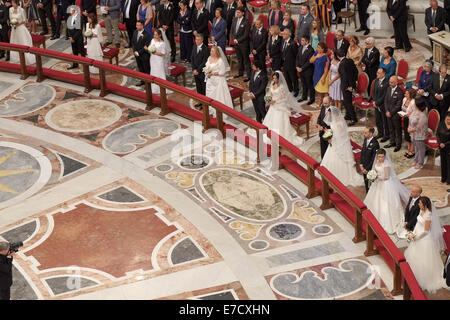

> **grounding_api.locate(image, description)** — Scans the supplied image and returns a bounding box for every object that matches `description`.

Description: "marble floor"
[0,21,448,301]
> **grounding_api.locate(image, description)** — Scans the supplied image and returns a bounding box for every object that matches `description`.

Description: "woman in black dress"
[280,9,295,40]
[268,24,282,71]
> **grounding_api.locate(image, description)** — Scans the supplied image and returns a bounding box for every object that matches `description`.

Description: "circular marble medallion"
[45,100,122,133]
[179,154,211,170]
[249,240,269,251]
[267,223,304,241]
[155,164,173,173]
[312,224,333,236]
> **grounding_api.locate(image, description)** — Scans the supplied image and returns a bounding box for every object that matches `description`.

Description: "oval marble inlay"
[267,223,303,241]
[45,99,122,132]
[249,240,269,251]
[313,224,333,236]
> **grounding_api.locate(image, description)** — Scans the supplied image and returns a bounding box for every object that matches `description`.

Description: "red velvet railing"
[0,43,427,300]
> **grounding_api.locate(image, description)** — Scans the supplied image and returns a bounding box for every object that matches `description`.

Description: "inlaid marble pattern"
[1,178,221,299]
[158,282,249,300]
[0,84,55,117]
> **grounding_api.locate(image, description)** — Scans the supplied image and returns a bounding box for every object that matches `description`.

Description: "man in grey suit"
[296,4,313,42]
[100,0,122,48]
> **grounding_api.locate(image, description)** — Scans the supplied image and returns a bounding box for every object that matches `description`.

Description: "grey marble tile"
[0,221,37,244]
[359,289,387,300]
[45,276,98,296]
[98,186,144,203]
[0,80,13,95]
[170,238,205,265]
[197,291,236,300]
[58,153,87,177]
[11,265,38,300]
[0,84,55,117]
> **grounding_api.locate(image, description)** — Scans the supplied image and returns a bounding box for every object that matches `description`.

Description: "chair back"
[357,72,369,97]
[368,80,375,98]
[427,109,440,135]
[326,32,336,50]
[208,21,212,34]
[259,14,268,30]
[415,66,424,85]
[397,59,408,79]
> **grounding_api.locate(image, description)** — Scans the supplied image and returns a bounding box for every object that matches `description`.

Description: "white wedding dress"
[404,209,446,293]
[320,107,364,187]
[205,57,233,109]
[150,39,167,94]
[86,23,103,74]
[9,7,35,65]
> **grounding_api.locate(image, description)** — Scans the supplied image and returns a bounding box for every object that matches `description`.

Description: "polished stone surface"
[0,84,55,117]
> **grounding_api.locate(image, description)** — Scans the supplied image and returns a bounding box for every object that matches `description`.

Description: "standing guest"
[155,0,176,62]
[314,0,333,30]
[337,48,358,125]
[281,29,298,97]
[425,0,445,53]
[372,68,389,141]
[192,0,209,46]
[223,0,236,44]
[428,64,450,119]
[386,0,412,52]
[416,60,434,107]
[23,0,39,34]
[236,0,250,21]
[268,24,282,71]
[328,50,342,109]
[316,96,332,158]
[384,75,404,152]
[401,88,417,158]
[85,12,103,74]
[177,0,192,62]
[379,46,397,80]
[332,0,345,24]
[347,35,363,74]
[0,242,13,300]
[81,0,97,31]
[353,0,370,35]
[132,20,151,84]
[309,19,323,50]
[191,33,209,105]
[297,4,313,43]
[310,42,330,107]
[211,7,226,53]
[52,0,71,40]
[334,30,349,55]
[100,0,122,48]
[437,111,450,185]
[66,5,85,70]
[250,17,267,66]
[123,0,141,48]
[296,35,315,104]
[137,0,154,41]
[231,6,250,81]
[360,126,380,192]
[9,0,35,64]
[361,37,380,90]
[268,0,282,28]
[204,0,222,22]
[0,0,9,60]
[249,60,268,123]
[280,9,295,40]
[36,0,55,36]
[187,0,195,12]
[445,0,450,31]
[408,98,428,169]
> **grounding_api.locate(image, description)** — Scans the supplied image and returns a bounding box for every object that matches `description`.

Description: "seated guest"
[211,7,226,52]
[132,20,151,85]
[361,37,380,90]
[280,9,295,40]
[347,35,364,74]
[416,60,434,107]
[309,19,324,50]
[407,98,428,169]
[379,46,397,80]
[250,17,267,66]
[268,0,283,28]
[437,111,450,185]
[177,0,193,62]
[425,0,445,54]
[268,25,282,71]
[428,64,450,119]
[334,30,349,55]
[401,88,417,158]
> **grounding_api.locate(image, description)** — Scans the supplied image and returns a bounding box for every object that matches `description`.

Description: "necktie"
[124,0,130,18]
[302,46,306,54]
[391,87,395,96]
[236,18,241,33]
[367,49,371,57]
[432,10,436,26]
[410,198,416,210]
[72,15,76,27]
[440,76,444,88]
[392,0,396,5]
[254,72,258,81]
[337,40,341,49]
[283,41,287,51]
[197,45,200,53]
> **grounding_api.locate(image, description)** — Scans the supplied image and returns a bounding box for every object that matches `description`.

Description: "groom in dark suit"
[403,185,422,232]
[359,126,380,192]
[337,48,358,126]
[132,20,151,85]
[317,96,332,159]
[249,60,268,123]
[191,33,209,108]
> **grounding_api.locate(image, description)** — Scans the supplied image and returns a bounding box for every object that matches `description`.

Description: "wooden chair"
[326,31,336,50]
[336,0,357,33]
[396,59,409,86]
[425,109,440,164]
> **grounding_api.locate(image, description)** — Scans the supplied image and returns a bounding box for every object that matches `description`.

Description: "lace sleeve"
[277,86,287,104]
[217,59,226,76]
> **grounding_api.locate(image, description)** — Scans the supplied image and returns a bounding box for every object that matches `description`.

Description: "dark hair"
[376,148,386,156]
[378,67,386,75]
[216,7,223,16]
[180,0,188,6]
[195,33,204,39]
[384,46,394,57]
[154,28,162,38]
[419,196,432,211]
[366,126,375,134]
[254,60,264,70]
[302,4,310,11]
[406,88,416,100]
[317,42,327,52]
[337,29,344,36]
[88,12,97,28]
[137,19,145,25]
[272,71,280,80]
[236,6,246,13]
[301,35,310,43]
[336,47,346,58]
[446,111,450,118]
[332,49,340,60]
[415,97,427,112]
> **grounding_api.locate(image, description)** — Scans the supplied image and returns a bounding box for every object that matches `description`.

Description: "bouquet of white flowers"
[10,18,18,28]
[264,95,272,103]
[202,65,212,74]
[148,44,156,54]
[406,231,415,242]
[366,169,378,182]
[84,29,93,38]
[322,129,333,146]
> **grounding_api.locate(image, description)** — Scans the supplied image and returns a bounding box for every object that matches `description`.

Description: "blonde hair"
[270,25,281,35]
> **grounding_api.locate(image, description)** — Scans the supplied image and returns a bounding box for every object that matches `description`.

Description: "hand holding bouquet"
[84,29,93,38]
[406,231,415,242]
[10,18,18,29]
[148,44,156,54]
[366,170,378,182]
[322,129,333,146]
[264,95,272,103]
[202,65,212,75]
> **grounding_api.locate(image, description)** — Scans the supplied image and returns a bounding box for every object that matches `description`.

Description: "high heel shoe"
[406,153,415,158]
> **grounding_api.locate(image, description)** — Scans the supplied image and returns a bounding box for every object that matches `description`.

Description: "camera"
[8,241,23,254]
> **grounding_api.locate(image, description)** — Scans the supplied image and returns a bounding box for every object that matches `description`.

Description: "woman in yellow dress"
[310,42,330,107]
[347,35,364,74]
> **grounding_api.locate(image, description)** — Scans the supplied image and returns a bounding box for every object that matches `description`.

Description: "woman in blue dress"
[137,0,153,40]
[379,46,397,80]
[211,8,227,53]
[310,42,330,107]
[416,60,434,107]
[177,0,192,62]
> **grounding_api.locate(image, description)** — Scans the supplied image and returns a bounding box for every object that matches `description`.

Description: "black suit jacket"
[250,27,268,55]
[317,105,331,136]
[386,0,407,22]
[425,6,446,33]
[361,47,380,79]
[0,2,8,30]
[132,29,151,58]
[0,254,12,289]
[190,44,209,74]
[191,8,210,36]
[81,0,97,13]
[155,2,175,28]
[384,86,404,114]
[404,197,421,231]
[223,2,236,30]
[207,0,223,21]
[371,77,388,107]
[231,16,249,44]
[268,35,282,60]
[428,73,450,107]
[334,37,349,54]
[444,253,450,287]
[360,137,380,171]
[249,69,268,100]
[281,38,298,69]
[338,58,358,90]
[295,45,314,76]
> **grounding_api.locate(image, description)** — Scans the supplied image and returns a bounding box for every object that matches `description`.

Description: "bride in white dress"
[320,106,364,187]
[9,0,35,65]
[364,148,410,234]
[85,13,103,74]
[263,71,304,146]
[147,28,172,94]
[404,196,447,293]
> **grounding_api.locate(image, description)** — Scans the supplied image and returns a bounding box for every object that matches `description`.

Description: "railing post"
[145,82,153,110]
[364,224,379,256]
[159,86,169,116]
[306,166,318,199]
[18,51,28,80]
[403,279,412,300]
[99,68,108,97]
[35,54,44,82]
[352,209,366,243]
[319,178,333,210]
[391,263,403,296]
[216,109,224,137]
[256,128,261,163]
[202,103,210,132]
[82,64,92,93]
